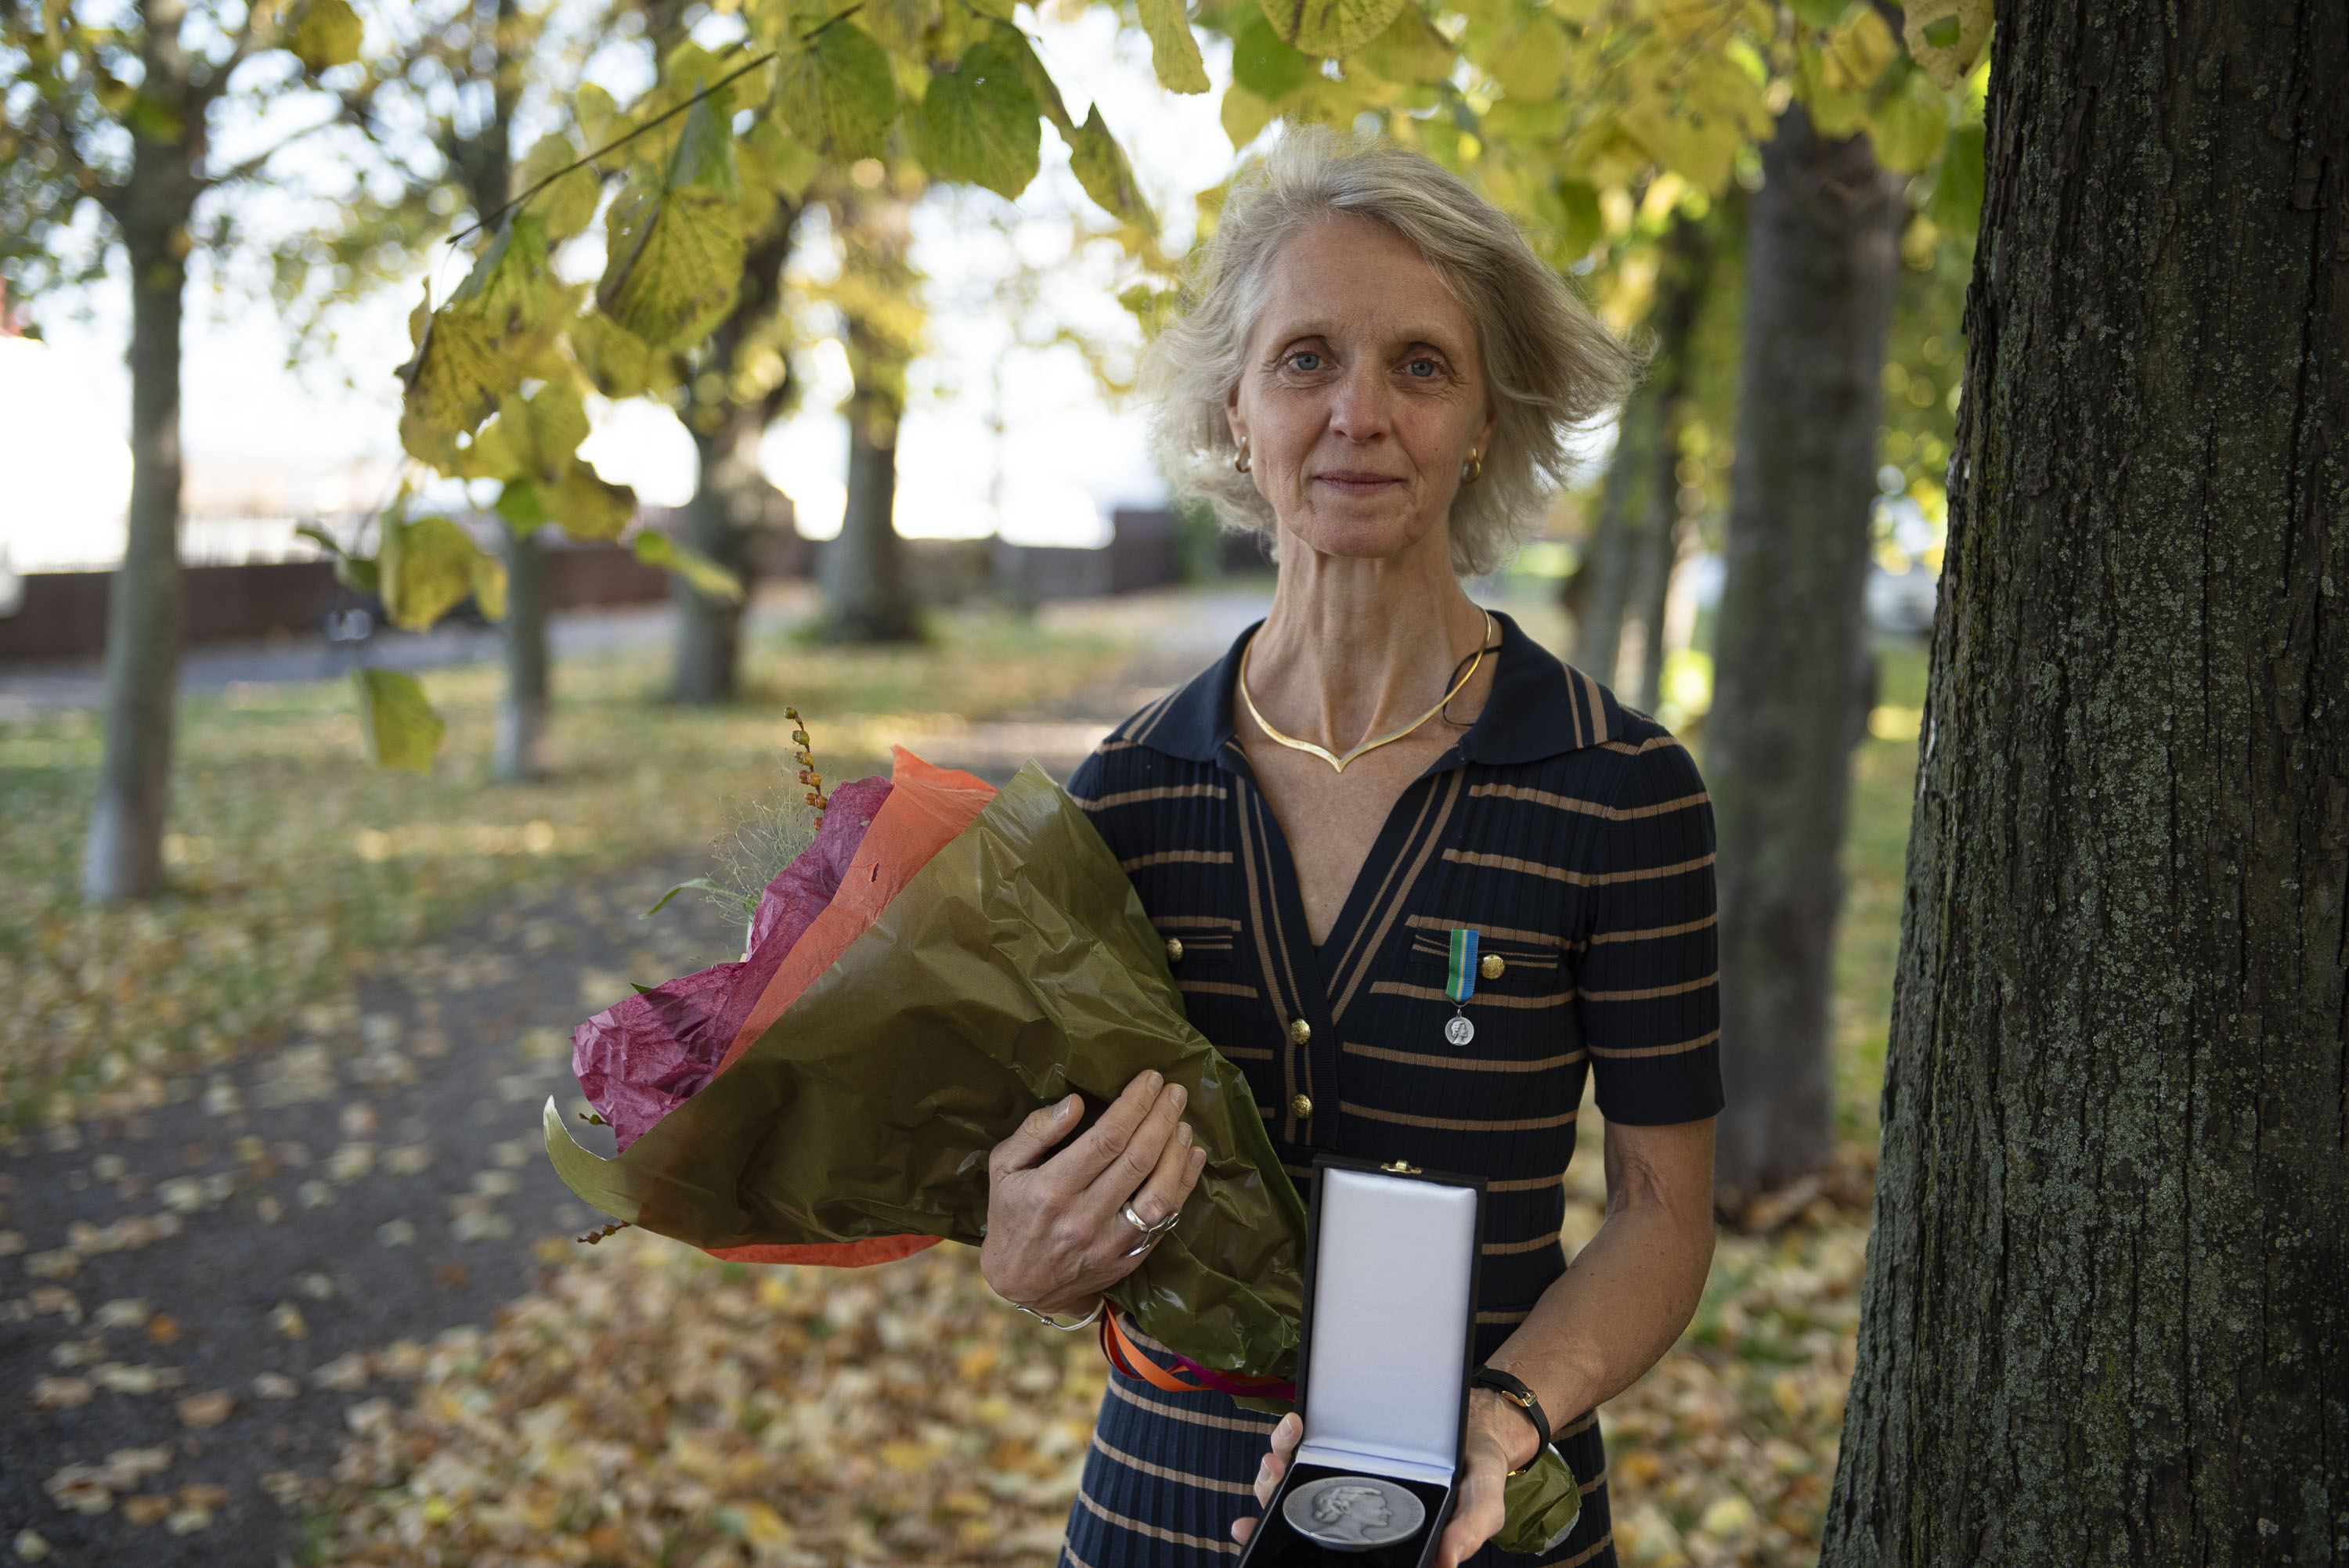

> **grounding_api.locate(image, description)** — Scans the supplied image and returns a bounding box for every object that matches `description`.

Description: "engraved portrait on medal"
[1281,1476,1429,1551]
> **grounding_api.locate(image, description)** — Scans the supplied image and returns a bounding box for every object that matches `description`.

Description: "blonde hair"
[1143,128,1639,576]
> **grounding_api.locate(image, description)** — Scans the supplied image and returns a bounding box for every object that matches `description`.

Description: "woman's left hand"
[1431,1390,1539,1566]
[1230,1395,1535,1565]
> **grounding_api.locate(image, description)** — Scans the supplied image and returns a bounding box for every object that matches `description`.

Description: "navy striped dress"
[1059,611,1723,1568]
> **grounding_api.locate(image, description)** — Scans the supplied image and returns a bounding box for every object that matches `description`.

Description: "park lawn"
[309,633,1932,1568]
[0,607,1142,1140]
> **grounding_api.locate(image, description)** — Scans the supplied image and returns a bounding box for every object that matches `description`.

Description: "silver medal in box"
[1236,1157,1486,1568]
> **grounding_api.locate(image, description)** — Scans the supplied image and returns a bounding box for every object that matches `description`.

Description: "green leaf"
[1925,122,1984,236]
[492,380,592,484]
[547,467,638,542]
[295,523,381,595]
[285,0,363,71]
[1555,177,1603,261]
[494,478,548,532]
[353,668,445,773]
[772,23,899,160]
[396,216,560,469]
[1066,106,1156,230]
[1786,0,1849,24]
[516,132,602,240]
[1259,0,1410,62]
[470,546,509,622]
[1137,0,1211,94]
[597,181,745,350]
[643,878,725,917]
[1229,5,1312,100]
[379,516,489,631]
[745,119,822,202]
[987,22,1073,132]
[1483,13,1564,98]
[858,0,936,56]
[1870,68,1948,174]
[666,91,742,199]
[1350,5,1452,85]
[915,40,1043,199]
[1899,0,1993,89]
[570,312,670,399]
[632,529,746,602]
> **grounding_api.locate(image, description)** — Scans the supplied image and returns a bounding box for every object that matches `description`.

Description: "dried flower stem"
[785,707,830,820]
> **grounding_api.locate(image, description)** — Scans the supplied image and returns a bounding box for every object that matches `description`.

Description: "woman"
[980,131,1721,1568]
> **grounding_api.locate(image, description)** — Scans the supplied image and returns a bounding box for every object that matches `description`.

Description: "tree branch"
[446,40,777,244]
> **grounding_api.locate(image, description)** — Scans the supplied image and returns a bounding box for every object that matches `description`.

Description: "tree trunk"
[1706,103,1901,1202]
[1568,388,1651,688]
[1569,208,1712,705]
[1821,5,2347,1563]
[85,223,188,903]
[819,189,920,645]
[821,406,917,642]
[83,0,198,905]
[673,214,798,701]
[492,524,550,780]
[1625,211,1713,713]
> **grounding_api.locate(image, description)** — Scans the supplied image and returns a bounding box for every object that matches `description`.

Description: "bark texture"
[82,0,200,903]
[674,214,798,702]
[1709,103,1903,1199]
[1821,5,2348,1564]
[819,187,920,644]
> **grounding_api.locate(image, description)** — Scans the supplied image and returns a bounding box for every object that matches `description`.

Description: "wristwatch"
[1470,1366,1552,1476]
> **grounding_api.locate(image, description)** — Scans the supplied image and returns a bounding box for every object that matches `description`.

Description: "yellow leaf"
[597,182,744,351]
[515,133,601,240]
[352,672,444,774]
[1869,69,1948,173]
[1220,84,1276,151]
[380,517,489,632]
[1262,0,1412,60]
[1486,14,1566,99]
[1350,5,1453,85]
[1900,0,1992,90]
[1820,7,1896,95]
[284,0,362,71]
[547,467,637,542]
[1137,0,1211,94]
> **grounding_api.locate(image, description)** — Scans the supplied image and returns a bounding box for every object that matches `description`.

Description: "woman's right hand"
[980,1070,1208,1317]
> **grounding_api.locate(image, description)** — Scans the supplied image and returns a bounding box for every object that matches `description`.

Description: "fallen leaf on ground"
[177,1390,236,1429]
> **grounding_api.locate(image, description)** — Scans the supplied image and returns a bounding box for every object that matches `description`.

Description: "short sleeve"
[1575,735,1723,1126]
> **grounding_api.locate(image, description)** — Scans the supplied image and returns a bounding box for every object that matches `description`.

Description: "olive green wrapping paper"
[545,761,1309,1379]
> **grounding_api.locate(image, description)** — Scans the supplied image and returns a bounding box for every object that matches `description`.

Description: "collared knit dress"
[1059,611,1725,1568]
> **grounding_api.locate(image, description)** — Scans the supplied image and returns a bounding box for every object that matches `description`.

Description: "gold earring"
[1461,451,1482,485]
[1234,438,1252,474]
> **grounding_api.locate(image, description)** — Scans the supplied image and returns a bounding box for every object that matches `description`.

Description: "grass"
[0,605,1142,1137]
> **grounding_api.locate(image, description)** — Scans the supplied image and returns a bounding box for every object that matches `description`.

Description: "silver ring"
[1121,1235,1159,1259]
[1121,1201,1169,1235]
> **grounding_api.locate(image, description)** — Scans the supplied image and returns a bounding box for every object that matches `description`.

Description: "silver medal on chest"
[1444,1013,1476,1047]
[1282,1475,1428,1552]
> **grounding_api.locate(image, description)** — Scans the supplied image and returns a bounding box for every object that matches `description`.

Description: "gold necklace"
[1237,610,1494,774]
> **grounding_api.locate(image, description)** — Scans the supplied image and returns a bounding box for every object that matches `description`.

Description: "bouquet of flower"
[543,735,1580,1550]
[546,743,1308,1380]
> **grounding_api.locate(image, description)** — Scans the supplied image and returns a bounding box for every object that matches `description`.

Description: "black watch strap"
[1470,1366,1552,1475]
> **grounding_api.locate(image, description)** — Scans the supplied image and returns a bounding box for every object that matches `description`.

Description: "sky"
[0,5,1239,573]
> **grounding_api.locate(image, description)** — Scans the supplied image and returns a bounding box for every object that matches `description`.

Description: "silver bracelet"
[1006,1296,1105,1332]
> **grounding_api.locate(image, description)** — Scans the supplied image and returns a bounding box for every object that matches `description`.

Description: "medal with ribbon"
[1444,928,1479,1047]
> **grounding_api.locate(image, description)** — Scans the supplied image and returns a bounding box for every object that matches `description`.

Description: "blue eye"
[1290,351,1322,372]
[1405,358,1438,377]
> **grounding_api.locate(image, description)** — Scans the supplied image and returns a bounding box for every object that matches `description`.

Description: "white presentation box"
[1236,1155,1487,1568]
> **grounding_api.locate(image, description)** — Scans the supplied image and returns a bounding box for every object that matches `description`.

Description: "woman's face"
[1227,212,1495,564]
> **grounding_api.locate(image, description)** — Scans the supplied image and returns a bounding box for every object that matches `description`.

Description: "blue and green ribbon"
[1445,928,1479,1005]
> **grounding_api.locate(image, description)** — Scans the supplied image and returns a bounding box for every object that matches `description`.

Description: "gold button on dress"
[1165,938,1185,963]
[1290,1094,1312,1119]
[1288,1018,1312,1045]
[1480,953,1505,980]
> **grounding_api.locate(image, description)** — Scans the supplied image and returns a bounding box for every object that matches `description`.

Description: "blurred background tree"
[1,0,396,900]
